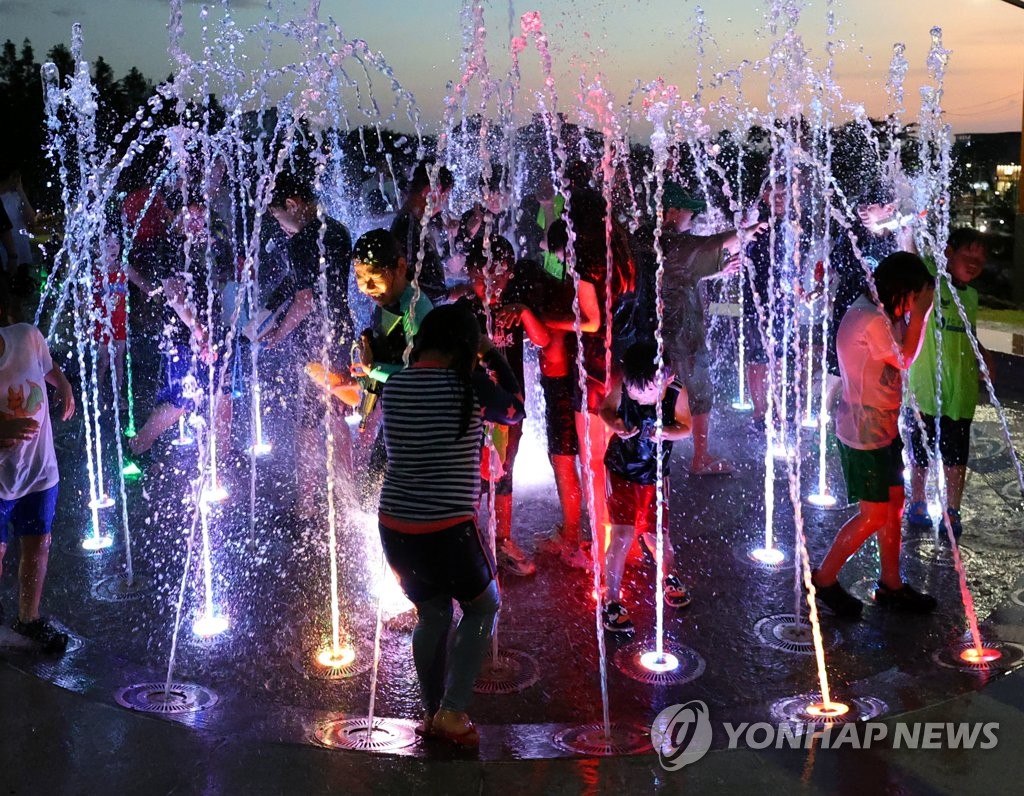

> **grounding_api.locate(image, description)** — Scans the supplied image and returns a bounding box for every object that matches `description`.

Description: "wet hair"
[411,303,481,438]
[409,160,454,195]
[352,229,402,272]
[269,171,315,208]
[466,235,515,275]
[872,251,934,318]
[857,180,896,207]
[947,227,987,253]
[621,341,670,390]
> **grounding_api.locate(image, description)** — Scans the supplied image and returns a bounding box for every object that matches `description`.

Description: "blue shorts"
[0,484,59,544]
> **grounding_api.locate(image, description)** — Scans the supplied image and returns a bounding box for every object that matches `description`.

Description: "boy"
[350,229,433,486]
[906,228,990,540]
[598,341,692,634]
[461,234,543,577]
[813,252,936,618]
[0,287,76,653]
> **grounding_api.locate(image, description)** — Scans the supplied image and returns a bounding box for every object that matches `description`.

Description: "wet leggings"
[412,579,500,714]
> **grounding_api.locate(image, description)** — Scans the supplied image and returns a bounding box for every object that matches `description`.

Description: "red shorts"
[607,472,669,534]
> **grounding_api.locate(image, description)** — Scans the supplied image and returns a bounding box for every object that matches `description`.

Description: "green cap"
[662,181,706,212]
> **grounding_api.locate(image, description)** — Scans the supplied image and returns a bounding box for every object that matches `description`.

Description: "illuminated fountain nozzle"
[807,493,838,508]
[801,415,818,429]
[639,651,680,673]
[806,701,850,718]
[82,535,114,551]
[731,400,753,411]
[749,547,786,566]
[316,645,356,669]
[89,494,115,509]
[202,483,229,505]
[192,613,230,638]
[248,441,273,457]
[344,412,362,429]
[959,647,1002,665]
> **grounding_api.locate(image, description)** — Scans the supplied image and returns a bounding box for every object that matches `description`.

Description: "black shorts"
[379,518,495,604]
[909,414,972,468]
[540,374,580,456]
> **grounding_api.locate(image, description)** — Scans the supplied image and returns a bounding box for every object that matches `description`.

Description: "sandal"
[430,709,480,748]
[414,711,435,738]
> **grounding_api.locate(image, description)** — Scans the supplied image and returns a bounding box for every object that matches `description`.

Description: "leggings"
[413,579,500,714]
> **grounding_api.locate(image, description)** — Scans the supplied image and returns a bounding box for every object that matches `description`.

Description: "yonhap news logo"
[651,701,999,770]
[651,701,714,770]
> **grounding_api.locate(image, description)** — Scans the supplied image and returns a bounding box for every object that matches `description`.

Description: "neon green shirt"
[908,258,979,421]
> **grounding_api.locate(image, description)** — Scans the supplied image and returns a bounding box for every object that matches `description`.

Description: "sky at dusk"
[1,0,1022,135]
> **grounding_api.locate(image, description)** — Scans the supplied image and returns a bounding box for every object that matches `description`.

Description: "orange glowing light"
[806,701,850,718]
[960,647,1002,665]
[317,646,356,668]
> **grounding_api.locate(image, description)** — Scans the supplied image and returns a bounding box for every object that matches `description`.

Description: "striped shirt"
[378,352,524,528]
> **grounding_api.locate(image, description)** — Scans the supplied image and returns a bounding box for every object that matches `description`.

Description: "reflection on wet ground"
[3,355,1023,772]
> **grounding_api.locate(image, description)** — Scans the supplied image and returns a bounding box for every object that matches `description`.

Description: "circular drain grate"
[115,682,219,714]
[291,641,374,680]
[770,693,888,733]
[91,574,155,602]
[905,537,974,569]
[736,545,793,571]
[998,479,1024,503]
[932,639,1024,673]
[474,648,540,695]
[754,614,841,655]
[552,722,651,756]
[314,717,418,753]
[613,639,705,686]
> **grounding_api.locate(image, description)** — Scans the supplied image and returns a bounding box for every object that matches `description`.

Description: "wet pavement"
[2,346,1024,793]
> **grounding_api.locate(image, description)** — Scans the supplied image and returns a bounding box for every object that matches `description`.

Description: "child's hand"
[611,418,638,439]
[57,383,75,421]
[0,416,40,444]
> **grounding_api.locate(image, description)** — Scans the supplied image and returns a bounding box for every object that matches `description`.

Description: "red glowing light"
[960,647,1002,665]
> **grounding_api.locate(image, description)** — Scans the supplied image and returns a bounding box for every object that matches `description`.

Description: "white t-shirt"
[835,295,904,451]
[0,324,58,500]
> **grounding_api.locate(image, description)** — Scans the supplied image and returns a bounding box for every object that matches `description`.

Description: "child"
[598,341,692,634]
[378,303,523,746]
[813,252,936,618]
[462,234,545,577]
[906,228,990,540]
[0,286,76,653]
[529,220,598,570]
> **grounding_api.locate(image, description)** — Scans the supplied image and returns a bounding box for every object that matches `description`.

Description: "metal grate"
[552,722,651,756]
[932,639,1024,673]
[314,717,418,753]
[770,693,888,734]
[115,682,219,714]
[91,574,154,602]
[613,639,706,686]
[754,614,841,655]
[474,648,540,695]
